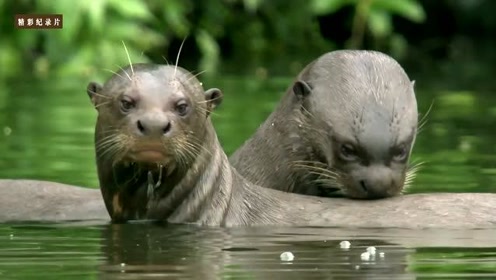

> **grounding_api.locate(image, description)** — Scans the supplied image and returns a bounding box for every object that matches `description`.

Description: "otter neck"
[230,93,321,195]
[146,123,235,226]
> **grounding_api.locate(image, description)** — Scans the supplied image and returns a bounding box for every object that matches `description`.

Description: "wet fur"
[85,63,496,228]
[0,50,495,228]
[230,50,419,198]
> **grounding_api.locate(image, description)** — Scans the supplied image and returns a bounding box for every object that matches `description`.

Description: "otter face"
[330,129,415,199]
[292,59,418,199]
[86,65,222,170]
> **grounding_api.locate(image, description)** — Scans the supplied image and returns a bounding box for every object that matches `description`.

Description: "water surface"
[1,222,496,279]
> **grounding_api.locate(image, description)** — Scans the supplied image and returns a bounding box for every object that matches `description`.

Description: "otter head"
[295,50,418,199]
[86,64,222,219]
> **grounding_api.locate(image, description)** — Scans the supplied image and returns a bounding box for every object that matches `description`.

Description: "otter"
[0,179,108,221]
[80,62,496,228]
[230,50,419,199]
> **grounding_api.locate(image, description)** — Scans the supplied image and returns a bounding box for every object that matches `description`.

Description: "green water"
[0,75,496,279]
[0,223,495,279]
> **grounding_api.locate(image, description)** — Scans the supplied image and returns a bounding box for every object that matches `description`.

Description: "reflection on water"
[1,223,496,279]
[1,76,496,278]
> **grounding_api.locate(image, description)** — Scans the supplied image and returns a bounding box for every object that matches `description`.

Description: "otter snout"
[135,112,172,137]
[351,165,402,199]
[358,178,392,199]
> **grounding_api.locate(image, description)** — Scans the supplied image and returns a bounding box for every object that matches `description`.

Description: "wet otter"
[83,63,496,228]
[0,179,108,221]
[230,50,419,199]
[1,177,495,228]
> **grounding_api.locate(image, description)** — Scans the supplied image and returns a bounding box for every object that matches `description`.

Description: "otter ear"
[293,80,312,101]
[204,88,223,116]
[87,82,103,109]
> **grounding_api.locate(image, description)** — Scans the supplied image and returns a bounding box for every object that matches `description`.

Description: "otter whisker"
[196,94,223,104]
[174,142,186,169]
[122,41,134,77]
[95,135,120,153]
[195,106,219,117]
[86,83,111,100]
[182,139,201,155]
[162,55,170,65]
[90,91,110,100]
[97,141,123,161]
[194,101,220,116]
[174,37,188,79]
[102,69,126,82]
[313,178,344,190]
[306,170,339,181]
[291,162,339,177]
[402,161,425,192]
[313,177,341,185]
[95,131,123,149]
[171,135,200,170]
[407,160,425,174]
[301,105,315,119]
[187,70,207,81]
[418,100,434,133]
[95,101,112,108]
[172,141,188,170]
[291,159,328,166]
[188,136,213,158]
[405,166,423,182]
[179,143,201,167]
[289,116,329,136]
[112,64,132,81]
[96,134,129,161]
[95,130,121,142]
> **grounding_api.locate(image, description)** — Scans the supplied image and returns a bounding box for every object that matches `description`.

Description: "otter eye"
[340,144,358,161]
[120,97,135,113]
[392,144,408,162]
[176,100,189,116]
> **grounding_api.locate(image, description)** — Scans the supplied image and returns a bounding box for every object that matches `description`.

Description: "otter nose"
[136,114,171,136]
[358,167,394,199]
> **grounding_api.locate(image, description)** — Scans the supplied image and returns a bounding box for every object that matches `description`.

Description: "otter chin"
[128,145,169,163]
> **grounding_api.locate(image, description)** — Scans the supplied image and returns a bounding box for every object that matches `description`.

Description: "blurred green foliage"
[312,0,424,55]
[0,0,426,83]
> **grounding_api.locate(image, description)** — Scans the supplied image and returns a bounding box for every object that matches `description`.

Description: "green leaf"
[38,0,84,43]
[368,9,392,37]
[243,0,262,12]
[106,21,151,41]
[82,0,106,32]
[196,29,220,75]
[0,43,22,79]
[108,0,152,20]
[310,0,356,15]
[162,0,191,36]
[372,0,426,23]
